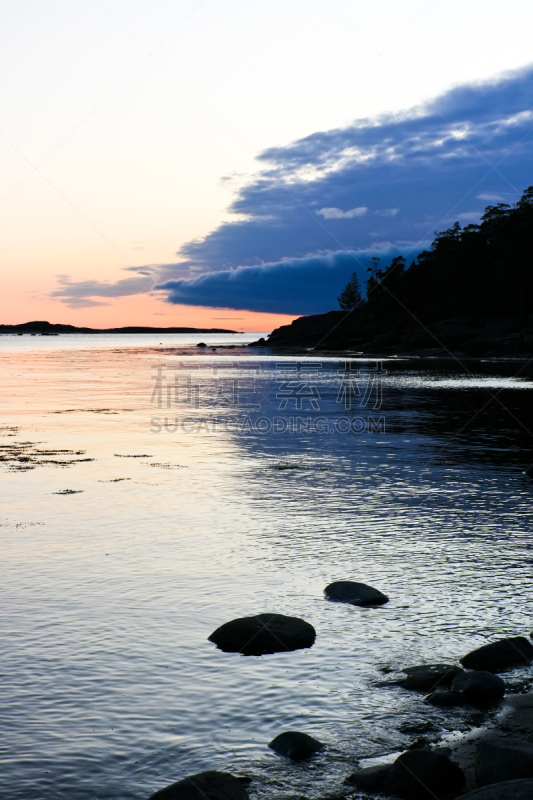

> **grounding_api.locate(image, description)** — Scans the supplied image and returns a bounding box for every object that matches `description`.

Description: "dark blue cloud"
[54,67,533,315]
[156,247,404,315]
[170,67,533,312]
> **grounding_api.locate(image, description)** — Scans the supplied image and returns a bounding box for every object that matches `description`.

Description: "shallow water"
[1,336,532,800]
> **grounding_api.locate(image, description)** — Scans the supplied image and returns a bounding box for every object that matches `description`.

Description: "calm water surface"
[1,335,532,800]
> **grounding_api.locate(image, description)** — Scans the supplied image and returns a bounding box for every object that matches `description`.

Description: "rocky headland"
[250,312,533,358]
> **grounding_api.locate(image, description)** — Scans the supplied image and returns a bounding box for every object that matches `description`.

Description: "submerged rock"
[461,779,533,799]
[460,636,533,673]
[451,670,505,706]
[476,738,533,786]
[324,581,389,606]
[383,749,465,799]
[345,763,391,791]
[148,770,249,800]
[268,731,324,761]
[425,689,465,707]
[397,664,463,692]
[208,613,316,655]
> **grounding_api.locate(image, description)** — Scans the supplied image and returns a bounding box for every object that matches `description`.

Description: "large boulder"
[475,738,533,786]
[460,779,533,799]
[397,664,463,692]
[460,637,533,673]
[451,671,505,707]
[324,580,389,606]
[208,613,316,655]
[345,763,392,792]
[148,771,249,800]
[268,731,324,761]
[383,749,465,799]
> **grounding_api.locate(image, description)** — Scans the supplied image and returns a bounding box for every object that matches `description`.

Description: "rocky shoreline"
[147,582,533,800]
[249,313,533,359]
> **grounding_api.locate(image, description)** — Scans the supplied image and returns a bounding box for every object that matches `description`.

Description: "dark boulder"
[460,779,533,799]
[196,342,207,348]
[383,749,465,799]
[425,690,465,707]
[525,464,533,477]
[451,671,505,707]
[398,664,463,692]
[345,763,391,792]
[148,770,249,800]
[460,637,533,673]
[476,738,533,786]
[208,613,316,655]
[324,581,388,606]
[268,731,324,761]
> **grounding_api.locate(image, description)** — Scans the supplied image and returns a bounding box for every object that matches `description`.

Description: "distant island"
[0,321,238,335]
[253,185,533,358]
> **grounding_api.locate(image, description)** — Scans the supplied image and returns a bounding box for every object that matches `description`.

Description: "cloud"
[318,206,368,219]
[375,208,400,217]
[51,274,156,308]
[155,247,407,315]
[476,192,506,202]
[53,66,533,316]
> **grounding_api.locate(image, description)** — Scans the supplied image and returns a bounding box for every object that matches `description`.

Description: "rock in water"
[208,613,316,655]
[383,749,465,799]
[451,670,505,706]
[148,770,249,800]
[476,738,533,786]
[460,780,533,799]
[460,636,533,672]
[425,689,465,707]
[397,664,463,692]
[324,581,389,606]
[268,731,324,761]
[345,764,392,791]
[525,464,533,477]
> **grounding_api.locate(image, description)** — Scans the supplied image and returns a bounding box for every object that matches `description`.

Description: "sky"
[1,0,533,331]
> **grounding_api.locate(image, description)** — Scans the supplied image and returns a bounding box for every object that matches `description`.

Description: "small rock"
[383,749,465,799]
[398,664,463,692]
[476,738,533,786]
[460,637,533,673]
[451,670,505,707]
[324,581,389,606]
[268,731,324,761]
[148,770,249,800]
[208,613,316,656]
[345,763,391,791]
[460,779,533,799]
[425,690,465,707]
[398,721,439,735]
[525,464,533,477]
[196,342,207,348]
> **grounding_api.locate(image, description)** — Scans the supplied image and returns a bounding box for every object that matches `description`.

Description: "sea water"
[1,335,532,799]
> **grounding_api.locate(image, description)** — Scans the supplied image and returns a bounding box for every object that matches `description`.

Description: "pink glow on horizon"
[0,290,297,333]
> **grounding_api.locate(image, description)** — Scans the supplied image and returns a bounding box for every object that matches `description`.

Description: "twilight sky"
[2,0,533,331]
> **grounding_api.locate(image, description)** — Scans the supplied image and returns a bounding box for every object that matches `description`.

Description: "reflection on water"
[1,339,532,800]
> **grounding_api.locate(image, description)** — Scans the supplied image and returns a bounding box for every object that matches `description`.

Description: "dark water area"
[1,338,532,799]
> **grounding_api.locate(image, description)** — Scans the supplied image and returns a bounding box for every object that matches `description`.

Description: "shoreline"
[449,692,533,792]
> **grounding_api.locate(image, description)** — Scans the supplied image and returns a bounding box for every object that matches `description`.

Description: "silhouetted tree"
[336,184,533,324]
[338,271,363,310]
